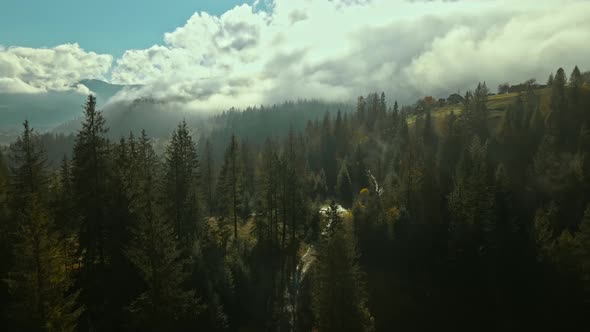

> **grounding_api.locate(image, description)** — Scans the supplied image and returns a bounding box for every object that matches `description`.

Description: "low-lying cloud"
[0,43,113,94]
[3,0,590,110]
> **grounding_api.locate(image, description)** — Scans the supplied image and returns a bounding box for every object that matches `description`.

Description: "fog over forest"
[1,1,590,332]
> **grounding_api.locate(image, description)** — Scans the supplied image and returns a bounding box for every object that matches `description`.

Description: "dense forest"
[1,66,590,331]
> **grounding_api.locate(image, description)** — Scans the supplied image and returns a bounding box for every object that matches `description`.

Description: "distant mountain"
[52,97,209,139]
[0,80,134,144]
[78,79,139,102]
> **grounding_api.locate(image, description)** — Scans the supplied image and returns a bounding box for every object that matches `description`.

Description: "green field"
[408,87,554,133]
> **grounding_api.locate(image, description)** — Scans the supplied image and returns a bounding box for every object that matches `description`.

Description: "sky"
[1,0,590,110]
[0,0,261,58]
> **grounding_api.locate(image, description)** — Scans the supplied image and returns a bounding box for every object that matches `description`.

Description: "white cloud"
[5,0,588,109]
[0,43,112,94]
[109,0,590,109]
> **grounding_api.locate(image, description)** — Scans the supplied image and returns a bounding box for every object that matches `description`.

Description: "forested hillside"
[1,66,590,331]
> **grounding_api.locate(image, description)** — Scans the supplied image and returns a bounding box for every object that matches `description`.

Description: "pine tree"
[350,145,369,194]
[438,110,461,195]
[202,139,215,216]
[570,66,583,96]
[312,211,373,331]
[129,131,160,224]
[256,138,278,246]
[6,196,82,332]
[163,120,201,247]
[569,66,584,133]
[336,161,353,208]
[470,82,490,140]
[126,131,202,331]
[284,129,304,244]
[422,109,437,151]
[533,134,563,190]
[55,156,79,276]
[239,138,255,219]
[71,95,119,330]
[8,121,48,213]
[532,203,558,261]
[126,214,202,331]
[357,96,366,124]
[448,137,495,251]
[547,72,554,86]
[217,134,242,241]
[549,68,568,140]
[6,122,81,331]
[334,111,347,157]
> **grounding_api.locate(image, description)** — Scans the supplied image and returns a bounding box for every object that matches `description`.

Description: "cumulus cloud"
[106,0,590,109]
[0,43,112,94]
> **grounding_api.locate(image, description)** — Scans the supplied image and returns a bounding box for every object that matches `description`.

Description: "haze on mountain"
[1,0,589,137]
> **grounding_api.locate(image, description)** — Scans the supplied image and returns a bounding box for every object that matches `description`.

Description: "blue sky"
[0,0,261,57]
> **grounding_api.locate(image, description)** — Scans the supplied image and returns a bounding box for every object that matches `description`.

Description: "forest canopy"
[1,66,590,331]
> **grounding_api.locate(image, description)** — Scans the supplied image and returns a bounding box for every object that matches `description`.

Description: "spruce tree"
[71,95,116,329]
[217,134,242,241]
[549,68,568,140]
[448,137,495,251]
[54,156,79,276]
[357,96,366,124]
[6,122,81,331]
[127,131,202,331]
[202,139,215,216]
[547,72,554,86]
[532,203,558,261]
[163,120,201,247]
[336,161,353,208]
[8,121,48,212]
[312,210,373,331]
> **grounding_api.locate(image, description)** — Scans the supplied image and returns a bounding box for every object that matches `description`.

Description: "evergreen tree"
[239,138,255,219]
[163,120,201,247]
[569,66,584,132]
[71,95,121,330]
[532,203,558,261]
[533,135,563,191]
[357,96,366,124]
[6,122,81,331]
[8,121,48,212]
[217,134,242,241]
[202,139,215,216]
[54,156,79,276]
[336,161,353,208]
[570,66,583,98]
[126,131,202,331]
[469,82,490,140]
[549,68,568,139]
[438,110,461,195]
[448,137,495,251]
[312,210,373,331]
[350,145,369,194]
[257,138,278,246]
[6,196,82,332]
[422,109,437,151]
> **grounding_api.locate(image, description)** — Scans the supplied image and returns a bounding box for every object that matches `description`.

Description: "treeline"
[38,99,353,168]
[0,66,589,331]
